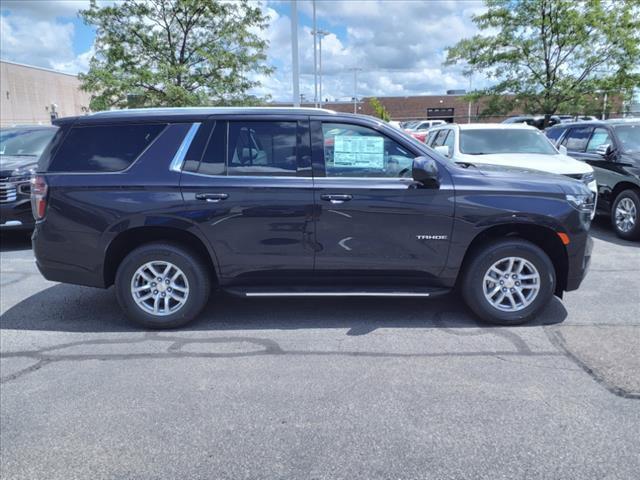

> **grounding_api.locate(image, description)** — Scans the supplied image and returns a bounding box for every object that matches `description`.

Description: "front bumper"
[565,234,593,291]
[0,199,34,229]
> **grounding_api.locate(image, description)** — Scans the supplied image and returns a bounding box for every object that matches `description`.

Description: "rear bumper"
[565,234,593,291]
[32,223,106,288]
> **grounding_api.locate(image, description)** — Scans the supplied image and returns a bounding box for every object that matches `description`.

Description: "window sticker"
[333,135,384,169]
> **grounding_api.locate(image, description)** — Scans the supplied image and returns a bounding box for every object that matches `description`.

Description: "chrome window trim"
[170,122,201,172]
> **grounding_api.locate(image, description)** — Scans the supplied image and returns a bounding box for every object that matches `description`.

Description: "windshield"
[613,124,640,153]
[0,128,57,157]
[460,128,558,155]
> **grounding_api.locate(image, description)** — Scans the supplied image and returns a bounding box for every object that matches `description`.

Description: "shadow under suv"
[32,108,593,328]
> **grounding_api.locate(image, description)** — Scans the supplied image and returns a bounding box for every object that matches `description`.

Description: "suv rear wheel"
[611,189,640,240]
[115,243,211,329]
[462,239,555,325]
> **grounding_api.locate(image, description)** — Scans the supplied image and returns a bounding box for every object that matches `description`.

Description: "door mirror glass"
[558,145,568,155]
[595,143,612,158]
[412,156,439,187]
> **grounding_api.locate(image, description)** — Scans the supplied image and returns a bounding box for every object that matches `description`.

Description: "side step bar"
[224,286,451,298]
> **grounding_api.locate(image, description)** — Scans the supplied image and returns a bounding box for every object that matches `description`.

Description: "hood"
[457,162,590,196]
[0,155,38,178]
[456,152,592,175]
[620,151,640,165]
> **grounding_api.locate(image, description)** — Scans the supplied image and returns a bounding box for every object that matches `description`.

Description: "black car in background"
[502,115,561,129]
[1,125,57,230]
[545,119,640,240]
[31,107,593,329]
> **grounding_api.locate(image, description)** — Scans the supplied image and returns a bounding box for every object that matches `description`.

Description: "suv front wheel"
[115,243,211,329]
[462,239,556,325]
[611,189,640,240]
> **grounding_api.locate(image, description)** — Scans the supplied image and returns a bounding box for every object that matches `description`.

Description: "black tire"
[611,189,640,241]
[115,243,211,329]
[461,239,556,325]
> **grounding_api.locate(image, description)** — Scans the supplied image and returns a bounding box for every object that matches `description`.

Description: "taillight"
[31,175,48,221]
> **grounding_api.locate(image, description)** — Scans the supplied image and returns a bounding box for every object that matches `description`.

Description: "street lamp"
[348,67,362,114]
[312,29,329,107]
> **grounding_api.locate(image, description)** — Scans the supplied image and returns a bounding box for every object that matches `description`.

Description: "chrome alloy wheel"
[615,198,637,233]
[130,261,189,316]
[483,257,540,312]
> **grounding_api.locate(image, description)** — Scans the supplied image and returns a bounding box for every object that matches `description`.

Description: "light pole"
[348,67,362,113]
[311,0,318,107]
[290,0,300,107]
[313,29,329,107]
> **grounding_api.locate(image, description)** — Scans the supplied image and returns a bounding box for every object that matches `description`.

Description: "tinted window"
[49,124,165,172]
[322,123,414,178]
[183,122,215,173]
[459,129,557,155]
[198,121,227,176]
[561,127,593,152]
[586,128,612,152]
[227,121,298,176]
[545,126,566,142]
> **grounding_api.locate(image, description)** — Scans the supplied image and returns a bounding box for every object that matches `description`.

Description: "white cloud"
[258,0,488,101]
[0,0,93,74]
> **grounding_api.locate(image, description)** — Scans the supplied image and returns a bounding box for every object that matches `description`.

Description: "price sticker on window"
[333,136,384,169]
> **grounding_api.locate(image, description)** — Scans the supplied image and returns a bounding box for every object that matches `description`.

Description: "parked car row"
[0,125,58,229]
[502,115,599,130]
[544,119,640,239]
[3,109,635,331]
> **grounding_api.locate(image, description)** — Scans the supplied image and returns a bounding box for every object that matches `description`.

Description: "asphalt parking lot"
[1,218,639,480]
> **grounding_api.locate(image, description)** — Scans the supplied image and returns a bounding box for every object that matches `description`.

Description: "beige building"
[0,60,92,127]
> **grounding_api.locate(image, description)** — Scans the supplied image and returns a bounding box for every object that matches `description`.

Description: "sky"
[0,0,488,102]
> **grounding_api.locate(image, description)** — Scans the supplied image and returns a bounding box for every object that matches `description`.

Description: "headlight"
[566,193,595,213]
[582,172,595,185]
[10,165,37,181]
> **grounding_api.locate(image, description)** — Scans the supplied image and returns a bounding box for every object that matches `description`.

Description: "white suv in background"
[425,123,598,209]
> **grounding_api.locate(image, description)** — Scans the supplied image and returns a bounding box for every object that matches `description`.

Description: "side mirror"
[558,145,568,155]
[595,144,612,158]
[412,156,439,188]
[434,145,450,157]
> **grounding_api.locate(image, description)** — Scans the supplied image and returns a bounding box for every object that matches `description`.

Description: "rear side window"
[49,123,165,172]
[561,127,593,152]
[227,121,298,176]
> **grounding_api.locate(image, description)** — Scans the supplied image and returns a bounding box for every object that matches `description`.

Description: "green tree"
[369,97,391,121]
[445,0,640,126]
[79,0,273,110]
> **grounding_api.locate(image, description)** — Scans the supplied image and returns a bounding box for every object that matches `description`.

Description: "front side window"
[442,129,455,157]
[586,128,612,152]
[459,129,557,155]
[227,121,298,176]
[322,123,414,178]
[49,123,165,172]
[561,127,593,152]
[432,129,449,147]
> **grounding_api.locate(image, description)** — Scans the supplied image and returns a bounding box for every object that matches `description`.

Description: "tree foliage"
[445,0,640,124]
[79,0,273,110]
[369,97,391,121]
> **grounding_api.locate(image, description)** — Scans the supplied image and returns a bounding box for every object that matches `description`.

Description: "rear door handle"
[320,194,353,204]
[196,193,229,203]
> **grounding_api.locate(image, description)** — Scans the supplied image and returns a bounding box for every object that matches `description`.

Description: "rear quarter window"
[48,123,166,172]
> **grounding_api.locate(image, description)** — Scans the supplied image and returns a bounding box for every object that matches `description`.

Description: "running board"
[224,286,451,298]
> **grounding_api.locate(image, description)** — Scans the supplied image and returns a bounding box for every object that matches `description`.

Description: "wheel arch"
[611,182,640,204]
[458,223,568,296]
[103,226,218,287]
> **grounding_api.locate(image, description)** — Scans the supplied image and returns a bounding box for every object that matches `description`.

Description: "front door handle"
[196,193,229,203]
[320,194,353,204]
